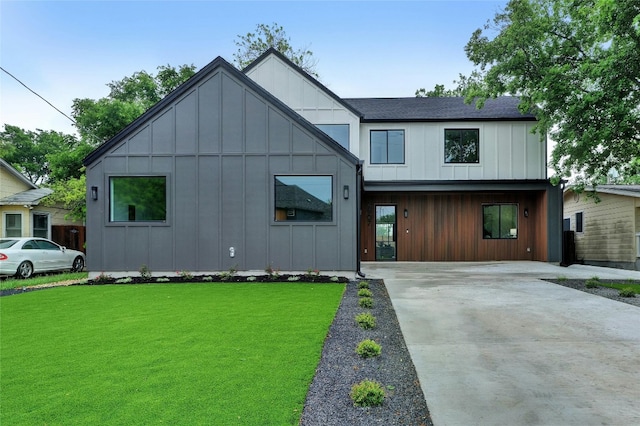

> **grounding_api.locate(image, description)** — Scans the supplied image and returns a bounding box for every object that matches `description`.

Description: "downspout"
[356,161,366,278]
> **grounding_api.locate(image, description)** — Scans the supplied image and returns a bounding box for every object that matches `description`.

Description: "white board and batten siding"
[564,191,639,263]
[360,121,546,181]
[245,54,362,157]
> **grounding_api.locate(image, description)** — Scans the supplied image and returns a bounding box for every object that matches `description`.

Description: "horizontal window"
[445,129,479,163]
[316,124,349,150]
[483,204,518,239]
[370,130,404,164]
[109,176,167,222]
[275,176,333,222]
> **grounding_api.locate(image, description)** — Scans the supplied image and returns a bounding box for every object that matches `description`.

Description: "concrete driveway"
[360,261,640,426]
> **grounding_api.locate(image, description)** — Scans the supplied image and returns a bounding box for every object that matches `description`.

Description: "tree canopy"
[463,0,640,187]
[0,125,89,185]
[233,23,318,76]
[72,64,196,144]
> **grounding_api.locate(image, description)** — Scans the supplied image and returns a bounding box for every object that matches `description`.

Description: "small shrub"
[619,287,636,298]
[92,272,112,284]
[330,276,339,282]
[359,297,374,308]
[306,268,320,276]
[556,275,567,282]
[115,277,133,284]
[202,276,213,282]
[357,280,370,289]
[350,379,385,407]
[139,264,152,280]
[585,279,600,288]
[156,277,170,283]
[356,339,382,358]
[247,276,257,282]
[287,275,300,281]
[265,265,280,278]
[355,312,376,329]
[358,288,372,297]
[178,270,193,280]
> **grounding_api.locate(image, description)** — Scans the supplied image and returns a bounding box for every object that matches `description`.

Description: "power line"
[1,66,76,125]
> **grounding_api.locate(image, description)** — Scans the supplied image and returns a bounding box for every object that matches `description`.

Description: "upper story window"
[316,124,349,150]
[370,130,404,164]
[445,129,479,163]
[274,176,333,222]
[109,176,167,222]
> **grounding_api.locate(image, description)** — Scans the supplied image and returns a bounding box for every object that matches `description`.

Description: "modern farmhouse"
[83,49,562,276]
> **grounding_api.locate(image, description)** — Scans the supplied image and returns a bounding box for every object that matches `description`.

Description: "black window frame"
[482,203,519,239]
[575,212,584,233]
[370,130,405,165]
[444,128,480,164]
[273,175,334,223]
[108,175,169,225]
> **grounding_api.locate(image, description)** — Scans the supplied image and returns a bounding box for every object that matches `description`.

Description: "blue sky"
[1,0,506,135]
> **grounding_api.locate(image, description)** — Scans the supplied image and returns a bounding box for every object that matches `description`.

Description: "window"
[370,130,404,164]
[33,213,49,238]
[274,176,333,222]
[316,124,349,150]
[576,212,583,233]
[109,176,167,222]
[4,213,22,237]
[445,129,479,163]
[483,204,518,239]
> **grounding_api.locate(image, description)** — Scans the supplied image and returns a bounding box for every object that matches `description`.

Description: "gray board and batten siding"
[83,57,361,275]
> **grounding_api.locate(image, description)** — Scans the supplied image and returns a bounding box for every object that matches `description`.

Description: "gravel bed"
[300,280,432,426]
[546,279,640,307]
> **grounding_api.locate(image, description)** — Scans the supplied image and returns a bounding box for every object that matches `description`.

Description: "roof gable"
[244,48,363,119]
[0,158,37,191]
[83,55,360,167]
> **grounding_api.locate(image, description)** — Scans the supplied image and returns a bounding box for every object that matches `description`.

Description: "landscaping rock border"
[300,279,433,426]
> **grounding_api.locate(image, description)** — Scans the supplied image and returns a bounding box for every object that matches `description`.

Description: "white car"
[0,238,85,279]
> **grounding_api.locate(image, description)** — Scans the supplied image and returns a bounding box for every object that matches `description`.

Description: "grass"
[0,272,88,290]
[597,281,640,294]
[1,282,345,425]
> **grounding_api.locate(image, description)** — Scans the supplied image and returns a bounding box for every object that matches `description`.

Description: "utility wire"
[1,66,76,125]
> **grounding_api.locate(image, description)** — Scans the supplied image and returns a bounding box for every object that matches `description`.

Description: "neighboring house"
[0,159,84,250]
[245,49,562,263]
[563,185,640,270]
[83,50,562,276]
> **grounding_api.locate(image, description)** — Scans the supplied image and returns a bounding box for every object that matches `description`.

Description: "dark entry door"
[375,205,396,260]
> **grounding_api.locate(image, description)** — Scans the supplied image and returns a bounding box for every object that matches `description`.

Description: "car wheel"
[72,256,85,272]
[16,261,34,279]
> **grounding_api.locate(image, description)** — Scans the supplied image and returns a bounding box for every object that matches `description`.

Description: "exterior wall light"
[343,185,349,199]
[524,208,529,218]
[91,186,98,201]
[404,208,409,218]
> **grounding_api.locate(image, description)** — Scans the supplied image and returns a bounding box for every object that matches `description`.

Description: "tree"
[41,174,87,222]
[72,64,196,143]
[463,0,640,188]
[233,23,318,76]
[415,84,460,97]
[0,125,81,185]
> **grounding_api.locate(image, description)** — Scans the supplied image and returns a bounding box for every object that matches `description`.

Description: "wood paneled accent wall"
[361,190,548,261]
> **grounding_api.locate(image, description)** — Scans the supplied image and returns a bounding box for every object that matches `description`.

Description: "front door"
[375,205,396,260]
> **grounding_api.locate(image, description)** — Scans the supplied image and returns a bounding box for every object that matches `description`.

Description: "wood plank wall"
[361,191,548,261]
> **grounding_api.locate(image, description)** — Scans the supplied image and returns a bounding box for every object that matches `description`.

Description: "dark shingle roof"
[0,188,52,205]
[343,97,535,122]
[589,185,640,198]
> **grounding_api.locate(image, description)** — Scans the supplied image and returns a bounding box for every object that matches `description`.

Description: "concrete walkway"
[360,261,640,426]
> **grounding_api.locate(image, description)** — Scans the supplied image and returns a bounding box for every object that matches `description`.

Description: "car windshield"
[0,239,19,249]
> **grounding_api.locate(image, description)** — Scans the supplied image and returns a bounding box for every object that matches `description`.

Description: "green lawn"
[0,272,88,290]
[1,283,345,425]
